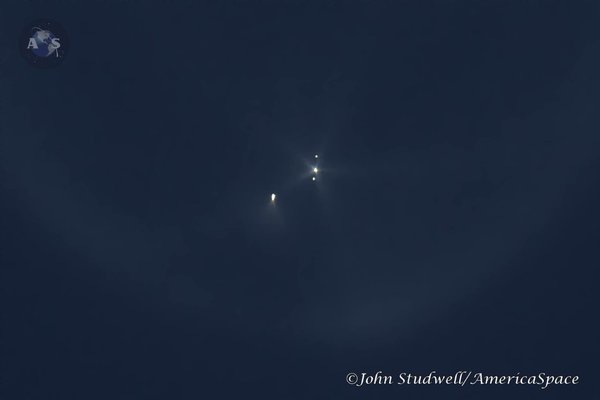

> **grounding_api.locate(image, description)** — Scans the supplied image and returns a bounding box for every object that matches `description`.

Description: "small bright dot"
[312,176,316,181]
[313,167,318,173]
[314,154,319,159]
[271,193,276,202]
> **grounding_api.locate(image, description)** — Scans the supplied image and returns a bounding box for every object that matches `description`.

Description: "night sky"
[1,1,600,399]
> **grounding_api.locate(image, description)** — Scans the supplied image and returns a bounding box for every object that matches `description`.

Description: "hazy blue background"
[1,1,599,398]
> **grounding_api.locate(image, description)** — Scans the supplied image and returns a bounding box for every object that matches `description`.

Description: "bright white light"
[312,176,316,181]
[314,154,319,159]
[313,167,318,173]
[271,193,276,202]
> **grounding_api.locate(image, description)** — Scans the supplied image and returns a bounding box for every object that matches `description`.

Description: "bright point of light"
[313,167,319,173]
[271,193,276,202]
[312,176,316,181]
[314,154,319,159]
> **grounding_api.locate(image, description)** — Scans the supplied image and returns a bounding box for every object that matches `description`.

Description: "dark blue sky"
[1,1,599,399]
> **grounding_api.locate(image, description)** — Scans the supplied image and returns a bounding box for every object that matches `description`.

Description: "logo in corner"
[20,19,69,68]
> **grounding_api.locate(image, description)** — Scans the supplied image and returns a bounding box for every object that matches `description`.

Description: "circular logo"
[20,19,69,68]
